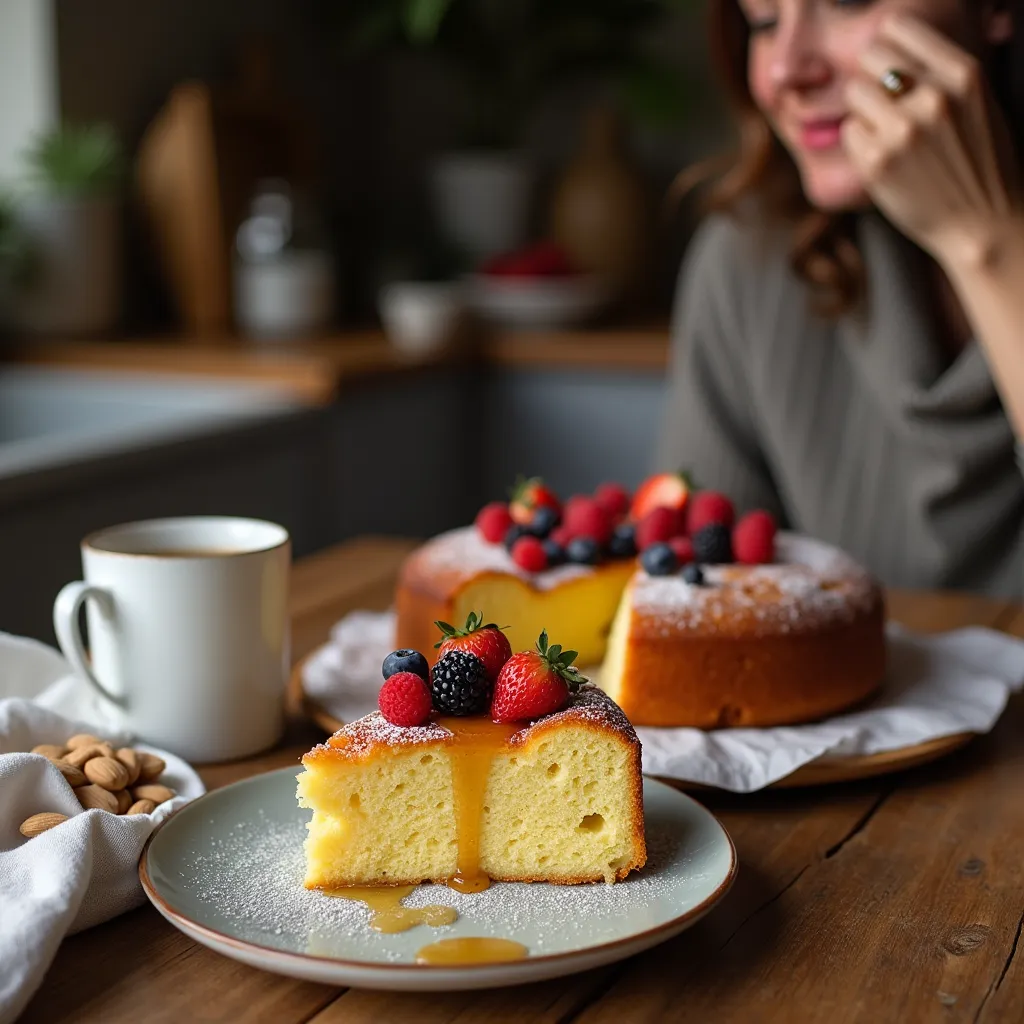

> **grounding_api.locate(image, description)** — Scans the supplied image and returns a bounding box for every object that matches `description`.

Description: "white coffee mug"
[53,516,291,762]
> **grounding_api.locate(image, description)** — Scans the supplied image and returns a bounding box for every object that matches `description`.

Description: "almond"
[77,784,119,813]
[136,752,166,783]
[51,759,88,787]
[131,783,174,805]
[31,743,67,759]
[114,788,133,814]
[19,812,69,838]
[65,743,112,768]
[66,733,102,750]
[126,798,156,815]
[115,747,141,785]
[84,756,130,791]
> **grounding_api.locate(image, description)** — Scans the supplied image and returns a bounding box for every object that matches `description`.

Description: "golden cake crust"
[606,532,886,728]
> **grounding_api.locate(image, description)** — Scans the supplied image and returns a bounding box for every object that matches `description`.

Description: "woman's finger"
[840,118,884,180]
[879,13,982,99]
[845,78,901,133]
[856,39,928,92]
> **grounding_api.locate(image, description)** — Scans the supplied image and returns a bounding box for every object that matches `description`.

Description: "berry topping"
[681,562,705,585]
[566,536,600,565]
[733,509,777,565]
[687,490,736,535]
[509,476,561,526]
[381,648,429,682]
[563,496,613,545]
[542,538,566,566]
[608,522,638,559]
[525,505,561,538]
[594,482,631,521]
[550,524,574,548]
[669,536,694,564]
[504,523,529,552]
[430,650,492,715]
[379,672,433,727]
[511,535,548,573]
[629,470,694,522]
[692,523,734,564]
[636,506,683,550]
[475,502,514,544]
[640,542,678,576]
[434,612,513,681]
[491,630,587,723]
[482,240,577,278]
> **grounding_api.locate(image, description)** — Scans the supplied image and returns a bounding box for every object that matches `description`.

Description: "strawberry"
[733,510,777,565]
[669,535,694,564]
[509,476,561,526]
[511,535,548,573]
[491,630,587,723]
[630,470,695,523]
[687,491,735,535]
[475,502,514,544]
[635,506,683,550]
[594,482,631,521]
[434,611,512,681]
[378,672,433,727]
[563,496,613,545]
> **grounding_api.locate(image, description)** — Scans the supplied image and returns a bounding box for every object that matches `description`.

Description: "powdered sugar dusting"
[513,685,638,746]
[410,527,593,591]
[630,531,879,639]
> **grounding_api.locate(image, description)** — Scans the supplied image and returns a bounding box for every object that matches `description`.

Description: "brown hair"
[683,0,1024,315]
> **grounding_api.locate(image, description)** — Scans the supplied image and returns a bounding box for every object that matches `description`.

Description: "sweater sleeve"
[655,216,787,522]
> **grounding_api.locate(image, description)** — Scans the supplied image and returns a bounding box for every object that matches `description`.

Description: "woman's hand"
[841,14,1021,270]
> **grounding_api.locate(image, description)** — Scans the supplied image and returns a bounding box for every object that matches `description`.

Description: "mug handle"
[53,581,126,708]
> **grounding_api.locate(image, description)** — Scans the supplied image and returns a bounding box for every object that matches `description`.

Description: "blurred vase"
[549,107,651,307]
[234,250,334,341]
[15,196,121,335]
[429,152,533,265]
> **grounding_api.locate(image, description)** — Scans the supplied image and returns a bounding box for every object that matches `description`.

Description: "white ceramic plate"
[465,273,609,329]
[140,769,736,991]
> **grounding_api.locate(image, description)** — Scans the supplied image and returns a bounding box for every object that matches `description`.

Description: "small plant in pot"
[13,123,124,336]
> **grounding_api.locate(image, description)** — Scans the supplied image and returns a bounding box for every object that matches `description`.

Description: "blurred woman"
[658,0,1024,595]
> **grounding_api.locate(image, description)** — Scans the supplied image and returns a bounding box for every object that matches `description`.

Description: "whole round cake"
[601,532,886,728]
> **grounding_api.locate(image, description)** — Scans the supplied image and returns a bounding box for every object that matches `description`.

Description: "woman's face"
[740,0,1005,211]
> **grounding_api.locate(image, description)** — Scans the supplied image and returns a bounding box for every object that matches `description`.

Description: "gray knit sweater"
[656,213,1024,598]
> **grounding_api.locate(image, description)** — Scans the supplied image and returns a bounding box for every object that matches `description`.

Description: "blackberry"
[681,562,705,586]
[542,538,566,566]
[608,522,637,559]
[640,542,678,577]
[382,648,429,681]
[566,536,600,565]
[430,650,491,715]
[526,505,560,538]
[504,523,528,552]
[692,523,733,564]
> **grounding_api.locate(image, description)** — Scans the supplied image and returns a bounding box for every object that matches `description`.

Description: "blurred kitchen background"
[0,0,723,641]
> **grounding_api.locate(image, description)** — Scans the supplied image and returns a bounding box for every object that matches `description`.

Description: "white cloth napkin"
[0,633,205,1024]
[303,610,1024,792]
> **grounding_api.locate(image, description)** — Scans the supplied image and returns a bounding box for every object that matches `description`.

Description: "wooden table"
[22,538,1024,1023]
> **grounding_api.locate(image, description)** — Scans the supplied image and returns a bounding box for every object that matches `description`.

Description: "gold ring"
[880,68,912,97]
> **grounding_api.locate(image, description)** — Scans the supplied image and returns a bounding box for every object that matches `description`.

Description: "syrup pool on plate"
[416,937,529,965]
[324,886,457,934]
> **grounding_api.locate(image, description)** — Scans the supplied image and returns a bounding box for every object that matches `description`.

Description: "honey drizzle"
[415,937,529,965]
[435,716,519,894]
[324,885,457,934]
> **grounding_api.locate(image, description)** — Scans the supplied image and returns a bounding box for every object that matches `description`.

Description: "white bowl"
[465,273,609,330]
[378,281,465,358]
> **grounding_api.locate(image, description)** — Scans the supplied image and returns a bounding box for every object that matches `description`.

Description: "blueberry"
[542,538,566,566]
[608,523,637,559]
[504,523,528,551]
[526,505,560,538]
[681,562,705,586]
[566,536,600,565]
[382,648,429,681]
[641,542,678,576]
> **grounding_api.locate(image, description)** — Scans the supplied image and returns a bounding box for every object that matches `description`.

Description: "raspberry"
[563,497,613,545]
[636,506,683,550]
[692,523,733,564]
[511,535,548,573]
[594,482,630,521]
[669,536,694,563]
[687,491,735,535]
[476,502,514,544]
[378,672,433,726]
[733,510,777,565]
[550,525,574,548]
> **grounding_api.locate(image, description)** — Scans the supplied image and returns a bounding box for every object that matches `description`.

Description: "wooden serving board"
[286,652,975,790]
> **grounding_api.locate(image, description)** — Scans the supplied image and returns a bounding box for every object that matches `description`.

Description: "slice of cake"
[297,625,646,889]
